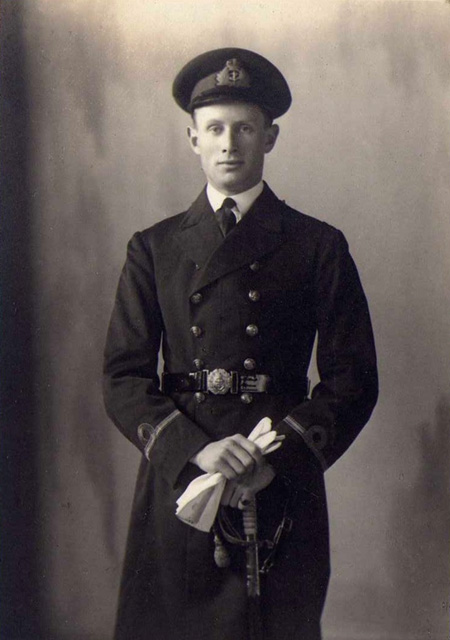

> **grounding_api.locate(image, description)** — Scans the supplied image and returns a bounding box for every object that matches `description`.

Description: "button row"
[190,290,261,304]
[191,324,259,338]
[195,392,254,404]
[192,358,256,371]
[194,261,261,273]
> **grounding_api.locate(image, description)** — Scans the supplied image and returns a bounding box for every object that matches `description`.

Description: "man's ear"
[187,126,201,155]
[264,124,280,154]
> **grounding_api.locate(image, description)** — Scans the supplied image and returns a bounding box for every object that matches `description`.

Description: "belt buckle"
[241,374,271,393]
[207,369,232,395]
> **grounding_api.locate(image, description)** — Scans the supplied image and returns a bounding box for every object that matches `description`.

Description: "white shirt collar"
[206,181,264,222]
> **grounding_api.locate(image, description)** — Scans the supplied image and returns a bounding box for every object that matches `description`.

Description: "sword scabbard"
[242,497,260,598]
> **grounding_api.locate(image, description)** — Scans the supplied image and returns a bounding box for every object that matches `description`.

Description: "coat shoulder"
[128,210,192,259]
[138,210,188,241]
[280,200,344,246]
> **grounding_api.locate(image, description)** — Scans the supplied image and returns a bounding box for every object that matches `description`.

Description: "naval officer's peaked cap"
[172,48,292,120]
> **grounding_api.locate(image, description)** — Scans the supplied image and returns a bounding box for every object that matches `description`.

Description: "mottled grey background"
[1,1,449,639]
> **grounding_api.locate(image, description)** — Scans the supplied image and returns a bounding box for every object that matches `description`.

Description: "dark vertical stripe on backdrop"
[0,2,42,638]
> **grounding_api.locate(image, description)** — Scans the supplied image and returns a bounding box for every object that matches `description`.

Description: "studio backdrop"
[1,1,449,639]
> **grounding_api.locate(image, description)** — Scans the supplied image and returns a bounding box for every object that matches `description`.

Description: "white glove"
[175,417,283,532]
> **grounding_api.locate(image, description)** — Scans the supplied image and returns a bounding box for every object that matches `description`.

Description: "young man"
[103,48,378,640]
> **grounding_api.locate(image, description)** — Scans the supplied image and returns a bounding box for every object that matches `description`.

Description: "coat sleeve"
[270,228,378,481]
[103,231,211,489]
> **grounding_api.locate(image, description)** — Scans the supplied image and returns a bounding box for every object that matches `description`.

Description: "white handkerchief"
[175,417,283,532]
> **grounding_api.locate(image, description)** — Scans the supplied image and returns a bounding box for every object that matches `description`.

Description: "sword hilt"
[242,496,257,536]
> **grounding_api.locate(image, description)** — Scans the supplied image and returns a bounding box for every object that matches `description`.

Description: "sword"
[242,496,263,640]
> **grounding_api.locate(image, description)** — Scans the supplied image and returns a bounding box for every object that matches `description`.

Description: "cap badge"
[215,59,251,88]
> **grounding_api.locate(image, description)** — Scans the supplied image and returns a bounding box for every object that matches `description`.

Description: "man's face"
[187,102,279,195]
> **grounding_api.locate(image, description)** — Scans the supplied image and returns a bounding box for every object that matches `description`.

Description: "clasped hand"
[191,434,275,509]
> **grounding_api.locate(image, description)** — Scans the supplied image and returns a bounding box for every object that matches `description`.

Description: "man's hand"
[190,434,263,479]
[221,462,276,509]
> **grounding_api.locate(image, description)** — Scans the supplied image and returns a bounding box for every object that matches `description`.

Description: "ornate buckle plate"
[207,369,232,395]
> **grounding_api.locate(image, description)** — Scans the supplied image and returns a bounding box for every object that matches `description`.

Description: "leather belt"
[162,369,270,395]
[162,369,308,397]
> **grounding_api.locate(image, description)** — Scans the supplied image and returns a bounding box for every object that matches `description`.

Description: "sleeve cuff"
[136,410,212,489]
[282,415,329,471]
[137,409,181,461]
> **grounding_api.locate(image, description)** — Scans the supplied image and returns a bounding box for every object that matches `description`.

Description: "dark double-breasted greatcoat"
[103,184,378,640]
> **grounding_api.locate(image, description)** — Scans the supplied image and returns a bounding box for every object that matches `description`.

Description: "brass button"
[249,261,261,272]
[240,393,253,404]
[190,292,203,305]
[190,325,203,338]
[246,324,259,337]
[193,358,204,370]
[195,392,206,404]
[243,358,256,371]
[248,290,260,302]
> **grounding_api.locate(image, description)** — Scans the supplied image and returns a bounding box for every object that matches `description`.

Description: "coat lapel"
[175,188,224,267]
[177,184,286,296]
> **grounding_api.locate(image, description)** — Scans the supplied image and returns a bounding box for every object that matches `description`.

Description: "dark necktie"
[216,198,237,236]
